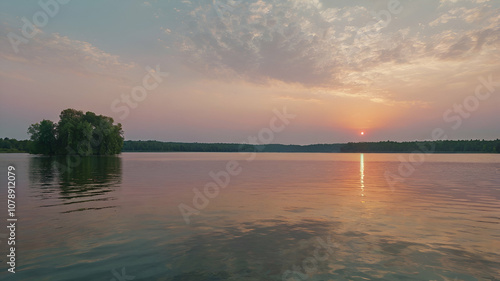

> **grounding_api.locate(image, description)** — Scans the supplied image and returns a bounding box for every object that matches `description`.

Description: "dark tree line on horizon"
[2,136,499,154]
[121,140,500,153]
[121,141,343,153]
[0,138,31,153]
[340,140,500,153]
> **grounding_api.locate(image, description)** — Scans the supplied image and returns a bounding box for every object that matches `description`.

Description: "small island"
[26,109,124,156]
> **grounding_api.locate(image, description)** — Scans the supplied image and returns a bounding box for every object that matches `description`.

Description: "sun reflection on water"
[360,153,365,201]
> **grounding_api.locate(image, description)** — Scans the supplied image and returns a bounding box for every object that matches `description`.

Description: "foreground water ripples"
[1,153,499,280]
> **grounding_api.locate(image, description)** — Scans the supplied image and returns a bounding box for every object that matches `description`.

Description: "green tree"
[28,119,57,155]
[28,109,124,155]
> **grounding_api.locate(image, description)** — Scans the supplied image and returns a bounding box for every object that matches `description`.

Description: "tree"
[27,109,124,155]
[28,119,57,155]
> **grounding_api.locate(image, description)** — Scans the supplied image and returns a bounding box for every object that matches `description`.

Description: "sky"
[0,0,499,144]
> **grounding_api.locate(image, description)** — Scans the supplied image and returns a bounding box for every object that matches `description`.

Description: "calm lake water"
[0,153,499,281]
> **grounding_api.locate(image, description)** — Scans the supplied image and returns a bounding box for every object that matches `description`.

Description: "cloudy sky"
[1,0,499,144]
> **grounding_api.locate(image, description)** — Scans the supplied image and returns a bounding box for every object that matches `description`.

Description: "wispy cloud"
[0,23,136,78]
[167,0,499,105]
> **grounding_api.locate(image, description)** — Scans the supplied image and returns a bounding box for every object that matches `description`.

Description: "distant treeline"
[0,138,31,153]
[340,140,500,153]
[122,140,343,153]
[2,138,499,153]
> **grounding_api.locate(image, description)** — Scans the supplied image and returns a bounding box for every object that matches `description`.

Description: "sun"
[360,131,365,136]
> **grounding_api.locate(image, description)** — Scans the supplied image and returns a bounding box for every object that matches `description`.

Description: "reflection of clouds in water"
[29,156,122,213]
[283,207,314,213]
[162,217,500,280]
[169,219,338,280]
[10,153,500,280]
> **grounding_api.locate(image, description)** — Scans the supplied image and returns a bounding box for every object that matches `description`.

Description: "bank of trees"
[27,109,124,155]
[123,141,243,152]
[122,141,344,152]
[340,140,500,153]
[123,140,500,153]
[0,138,30,153]
[4,121,500,154]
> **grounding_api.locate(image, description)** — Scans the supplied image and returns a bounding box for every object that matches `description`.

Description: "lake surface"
[0,153,499,281]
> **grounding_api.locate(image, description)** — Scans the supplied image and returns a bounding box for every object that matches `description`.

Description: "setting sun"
[361,131,365,136]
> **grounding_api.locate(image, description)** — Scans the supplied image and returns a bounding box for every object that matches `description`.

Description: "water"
[0,153,499,281]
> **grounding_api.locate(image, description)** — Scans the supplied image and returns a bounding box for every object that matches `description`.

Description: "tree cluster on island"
[25,109,124,155]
